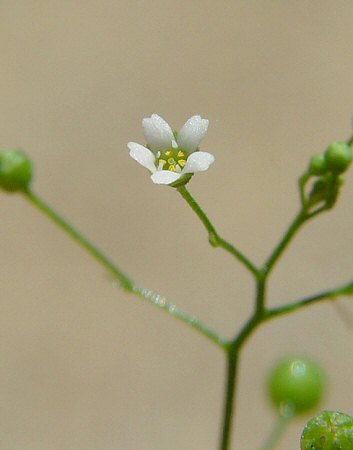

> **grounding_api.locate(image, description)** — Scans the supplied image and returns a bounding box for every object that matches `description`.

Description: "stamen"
[158,160,166,170]
[156,148,189,173]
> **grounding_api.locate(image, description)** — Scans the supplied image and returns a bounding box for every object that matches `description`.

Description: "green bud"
[307,176,330,207]
[0,150,32,192]
[301,410,353,449]
[267,357,325,415]
[324,142,352,174]
[307,173,343,210]
[308,154,328,176]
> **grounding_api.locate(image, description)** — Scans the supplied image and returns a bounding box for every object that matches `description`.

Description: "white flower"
[128,114,215,185]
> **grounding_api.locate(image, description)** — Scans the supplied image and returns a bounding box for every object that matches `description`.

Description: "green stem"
[24,191,133,289]
[22,186,353,450]
[256,275,266,314]
[132,286,227,347]
[266,279,353,320]
[218,198,330,448]
[218,251,269,450]
[298,173,310,208]
[220,313,266,450]
[259,410,293,450]
[219,275,353,449]
[23,190,225,348]
[21,168,353,450]
[263,210,307,275]
[220,350,238,450]
[177,186,259,277]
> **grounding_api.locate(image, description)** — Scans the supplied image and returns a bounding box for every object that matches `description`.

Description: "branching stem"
[177,186,259,277]
[22,178,353,450]
[23,190,225,348]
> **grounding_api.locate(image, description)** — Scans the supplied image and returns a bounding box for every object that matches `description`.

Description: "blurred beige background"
[1,2,353,449]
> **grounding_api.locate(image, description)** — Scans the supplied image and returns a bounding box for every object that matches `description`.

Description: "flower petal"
[128,142,156,173]
[182,152,215,174]
[150,170,181,185]
[177,115,209,152]
[142,114,175,152]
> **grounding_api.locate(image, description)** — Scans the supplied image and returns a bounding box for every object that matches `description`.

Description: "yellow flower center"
[157,149,187,173]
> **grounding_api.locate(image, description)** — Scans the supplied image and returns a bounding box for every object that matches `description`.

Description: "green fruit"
[301,410,353,449]
[267,357,325,415]
[0,150,32,192]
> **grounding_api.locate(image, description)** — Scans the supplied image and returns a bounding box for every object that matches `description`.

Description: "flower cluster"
[128,114,214,185]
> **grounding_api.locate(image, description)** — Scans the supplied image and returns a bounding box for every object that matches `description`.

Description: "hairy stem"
[23,190,225,348]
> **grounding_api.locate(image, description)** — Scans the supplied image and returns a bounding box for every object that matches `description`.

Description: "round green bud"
[267,357,325,415]
[301,410,353,449]
[324,142,352,174]
[308,154,328,176]
[0,150,32,192]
